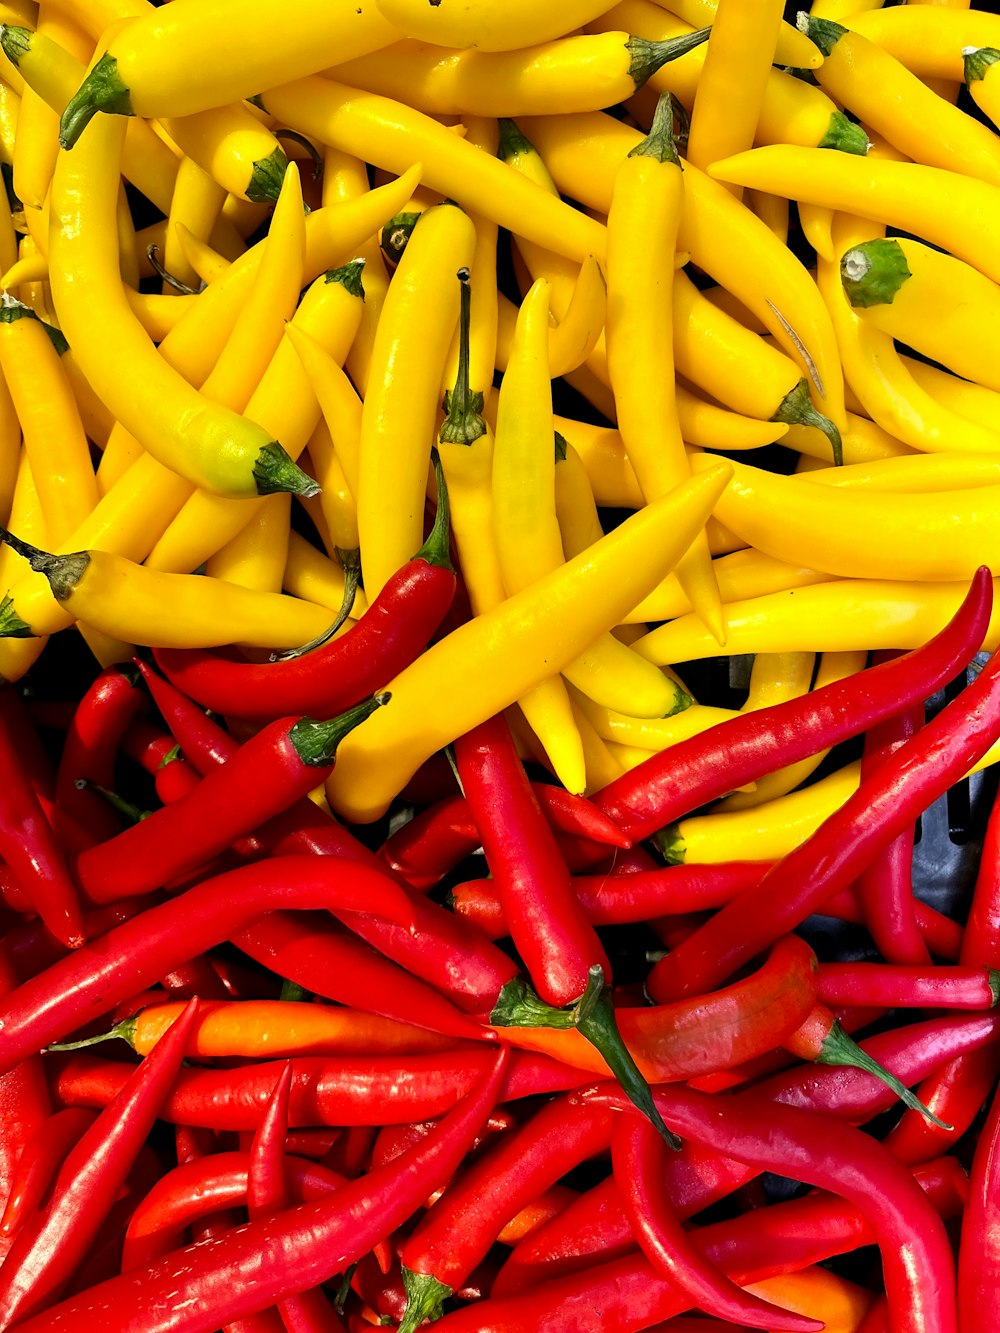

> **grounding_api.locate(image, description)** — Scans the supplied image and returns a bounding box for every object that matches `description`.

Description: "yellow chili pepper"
[801,452,1000,495]
[740,651,816,716]
[48,112,315,500]
[841,236,1000,394]
[0,527,337,649]
[330,28,709,117]
[518,110,845,421]
[719,650,869,812]
[685,0,785,187]
[799,13,1000,187]
[709,145,1000,288]
[304,419,360,561]
[842,5,1000,82]
[495,278,687,718]
[570,700,627,793]
[902,356,1000,435]
[355,202,474,602]
[572,691,737,754]
[660,760,862,866]
[203,493,291,594]
[325,464,733,822]
[0,298,97,543]
[964,47,1000,132]
[174,224,229,287]
[160,101,287,204]
[606,93,725,641]
[282,527,367,623]
[261,78,606,266]
[58,0,398,142]
[372,0,628,52]
[656,0,822,67]
[160,154,226,293]
[554,438,604,562]
[0,454,48,680]
[781,411,912,468]
[634,578,1000,664]
[11,3,87,212]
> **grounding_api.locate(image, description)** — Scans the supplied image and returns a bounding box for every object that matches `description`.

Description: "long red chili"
[0,856,413,1074]
[152,456,455,722]
[0,946,51,1263]
[592,567,991,845]
[0,996,201,1328]
[0,690,84,948]
[647,635,1000,1003]
[394,1094,614,1333]
[958,1078,1000,1326]
[0,1108,98,1238]
[576,1084,957,1333]
[10,1049,509,1333]
[818,962,1000,1011]
[610,1114,821,1332]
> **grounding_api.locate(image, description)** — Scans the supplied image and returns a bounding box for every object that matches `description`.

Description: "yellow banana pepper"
[371,0,628,51]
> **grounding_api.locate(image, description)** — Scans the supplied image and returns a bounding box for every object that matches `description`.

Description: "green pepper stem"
[815,1021,952,1129]
[415,449,453,570]
[628,91,681,166]
[270,547,362,662]
[840,238,911,310]
[75,777,150,823]
[48,1016,137,1052]
[288,691,390,768]
[147,244,201,296]
[772,378,843,468]
[0,526,89,600]
[440,268,486,446]
[274,129,324,180]
[626,27,711,90]
[989,968,1000,1007]
[246,146,289,203]
[58,52,134,149]
[252,441,320,498]
[325,258,366,299]
[0,24,31,66]
[497,117,534,163]
[395,1268,453,1333]
[0,594,33,639]
[818,110,870,156]
[653,825,686,865]
[795,12,847,58]
[964,46,1000,85]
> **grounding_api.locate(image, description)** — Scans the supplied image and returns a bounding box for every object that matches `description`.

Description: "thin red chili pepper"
[647,636,1000,1004]
[0,1108,98,1237]
[0,898,154,984]
[958,1080,1000,1325]
[152,456,456,722]
[0,995,201,1327]
[48,1045,589,1129]
[610,1114,821,1332]
[122,1151,348,1271]
[322,1125,378,1182]
[73,690,389,904]
[856,652,929,965]
[576,1083,957,1333]
[133,662,233,776]
[455,712,676,1146]
[156,957,232,1003]
[394,1093,614,1333]
[0,690,85,949]
[11,1049,510,1333]
[119,718,180,776]
[0,856,413,1073]
[818,962,1000,1011]
[248,1064,345,1333]
[153,749,201,804]
[0,946,51,1262]
[591,567,992,846]
[55,664,147,843]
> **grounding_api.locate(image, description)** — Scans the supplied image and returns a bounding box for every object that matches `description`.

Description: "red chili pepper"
[455,712,676,1146]
[610,1114,821,1332]
[592,568,991,846]
[0,690,85,948]
[49,1046,588,1130]
[55,664,147,843]
[12,1049,509,1333]
[152,457,456,722]
[119,718,181,776]
[0,1108,98,1238]
[648,635,1000,1004]
[0,995,201,1327]
[0,946,51,1262]
[576,1084,957,1333]
[855,652,930,965]
[394,1093,614,1333]
[123,1150,347,1271]
[959,1080,1000,1326]
[152,748,201,805]
[818,962,1000,1011]
[0,856,413,1073]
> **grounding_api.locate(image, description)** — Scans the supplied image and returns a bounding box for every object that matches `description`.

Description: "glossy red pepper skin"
[0,691,85,948]
[0,997,201,1327]
[0,857,412,1074]
[592,568,992,845]
[152,547,456,723]
[959,1079,1000,1325]
[0,1108,98,1238]
[648,637,1000,1004]
[454,714,608,1008]
[0,948,51,1262]
[11,1050,509,1333]
[55,664,146,843]
[818,963,999,1011]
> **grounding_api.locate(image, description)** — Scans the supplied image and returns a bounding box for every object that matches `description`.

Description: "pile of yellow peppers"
[1,0,1000,858]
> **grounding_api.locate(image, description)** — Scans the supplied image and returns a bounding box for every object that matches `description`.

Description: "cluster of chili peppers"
[2,554,1000,1333]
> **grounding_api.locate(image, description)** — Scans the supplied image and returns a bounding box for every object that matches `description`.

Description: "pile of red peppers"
[1,562,1000,1333]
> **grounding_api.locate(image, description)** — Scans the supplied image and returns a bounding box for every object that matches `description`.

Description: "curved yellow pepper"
[160,101,287,203]
[844,5,1000,82]
[371,0,623,52]
[656,0,821,68]
[325,464,733,822]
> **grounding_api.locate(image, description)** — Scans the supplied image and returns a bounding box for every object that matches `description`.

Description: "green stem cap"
[58,52,134,149]
[279,978,312,1003]
[497,117,534,163]
[415,449,453,570]
[75,777,150,823]
[252,441,320,498]
[0,24,31,66]
[840,238,911,310]
[772,378,843,467]
[0,594,34,638]
[380,211,422,263]
[270,547,362,662]
[989,967,1000,1007]
[626,27,711,90]
[628,91,681,166]
[395,1268,453,1333]
[0,526,89,601]
[441,267,486,446]
[795,12,847,58]
[246,146,289,204]
[288,690,390,768]
[815,1021,952,1129]
[653,825,686,865]
[818,110,870,156]
[963,46,1000,85]
[325,257,366,299]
